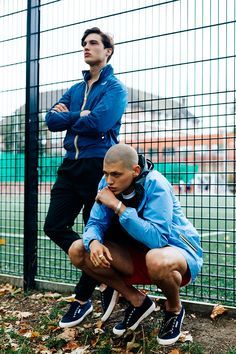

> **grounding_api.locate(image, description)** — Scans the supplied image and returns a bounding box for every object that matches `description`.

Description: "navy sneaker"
[157,306,185,345]
[101,287,119,322]
[59,300,93,328]
[113,295,155,336]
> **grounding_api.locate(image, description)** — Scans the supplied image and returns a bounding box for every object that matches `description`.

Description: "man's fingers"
[104,249,113,262]
[52,105,63,112]
[80,110,91,117]
[52,103,68,112]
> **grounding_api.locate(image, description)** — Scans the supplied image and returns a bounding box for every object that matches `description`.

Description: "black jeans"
[44,157,104,301]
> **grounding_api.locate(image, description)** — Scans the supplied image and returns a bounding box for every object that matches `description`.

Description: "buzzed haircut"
[104,144,138,169]
[81,27,114,62]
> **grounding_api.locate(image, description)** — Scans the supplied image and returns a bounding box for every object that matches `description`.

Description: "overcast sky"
[0,0,235,130]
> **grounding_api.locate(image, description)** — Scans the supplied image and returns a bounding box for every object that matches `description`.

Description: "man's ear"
[133,165,141,178]
[105,48,112,59]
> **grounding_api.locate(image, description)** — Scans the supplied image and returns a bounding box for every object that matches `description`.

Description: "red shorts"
[124,247,190,287]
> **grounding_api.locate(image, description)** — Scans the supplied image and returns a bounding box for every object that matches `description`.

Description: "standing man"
[44,27,127,328]
[68,144,203,345]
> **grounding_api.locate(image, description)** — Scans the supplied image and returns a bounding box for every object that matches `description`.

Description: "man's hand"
[80,110,91,117]
[95,187,119,211]
[89,240,113,268]
[52,103,69,112]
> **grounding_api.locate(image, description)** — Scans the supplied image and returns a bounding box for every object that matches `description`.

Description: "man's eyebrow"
[83,39,99,46]
[103,170,120,174]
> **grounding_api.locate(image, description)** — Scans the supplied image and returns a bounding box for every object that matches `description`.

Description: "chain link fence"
[0,0,235,306]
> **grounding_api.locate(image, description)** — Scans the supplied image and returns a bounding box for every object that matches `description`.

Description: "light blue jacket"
[83,169,203,282]
[45,64,128,159]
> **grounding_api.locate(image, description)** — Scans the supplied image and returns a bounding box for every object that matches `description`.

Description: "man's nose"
[106,176,114,185]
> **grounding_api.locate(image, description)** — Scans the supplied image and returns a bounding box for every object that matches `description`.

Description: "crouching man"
[68,144,203,345]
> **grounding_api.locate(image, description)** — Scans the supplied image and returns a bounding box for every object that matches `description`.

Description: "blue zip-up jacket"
[45,64,128,159]
[83,159,203,282]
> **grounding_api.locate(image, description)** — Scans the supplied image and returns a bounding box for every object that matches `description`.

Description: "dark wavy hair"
[81,27,114,62]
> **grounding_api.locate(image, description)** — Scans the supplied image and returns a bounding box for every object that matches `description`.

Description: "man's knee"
[68,240,86,268]
[146,249,171,280]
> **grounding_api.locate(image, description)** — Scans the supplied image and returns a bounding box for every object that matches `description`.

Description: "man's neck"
[122,185,135,196]
[89,63,106,81]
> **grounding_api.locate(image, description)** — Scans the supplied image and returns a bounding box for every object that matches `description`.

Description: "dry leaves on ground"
[210,304,228,320]
[0,283,236,354]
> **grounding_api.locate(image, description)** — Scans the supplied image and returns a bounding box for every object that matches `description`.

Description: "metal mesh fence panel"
[0,0,235,306]
[0,0,27,277]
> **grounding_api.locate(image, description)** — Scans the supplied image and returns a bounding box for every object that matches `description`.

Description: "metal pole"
[24,0,40,291]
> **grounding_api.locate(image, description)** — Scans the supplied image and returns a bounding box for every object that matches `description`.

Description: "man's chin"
[85,59,100,66]
[112,190,119,195]
[111,189,122,196]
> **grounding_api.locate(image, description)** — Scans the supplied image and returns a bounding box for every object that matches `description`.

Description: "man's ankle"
[99,284,108,292]
[130,291,146,307]
[74,295,88,305]
[165,302,182,314]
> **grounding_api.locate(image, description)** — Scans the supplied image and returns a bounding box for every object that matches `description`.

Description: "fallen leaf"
[63,341,80,351]
[77,327,85,334]
[95,320,103,329]
[56,327,77,341]
[18,328,29,335]
[10,342,19,350]
[154,305,161,311]
[41,335,50,341]
[12,288,22,295]
[169,349,181,354]
[0,238,6,245]
[57,295,75,302]
[4,323,14,332]
[17,311,32,319]
[126,333,140,352]
[210,304,228,320]
[29,293,44,299]
[38,347,52,354]
[44,292,61,299]
[150,329,159,339]
[83,323,93,329]
[21,330,40,338]
[31,331,40,338]
[0,283,15,296]
[179,331,193,343]
[91,336,100,347]
[70,346,90,354]
[94,327,104,334]
[48,325,61,332]
[92,311,102,318]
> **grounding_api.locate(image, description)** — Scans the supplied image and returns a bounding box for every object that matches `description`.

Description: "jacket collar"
[134,155,154,207]
[82,64,113,82]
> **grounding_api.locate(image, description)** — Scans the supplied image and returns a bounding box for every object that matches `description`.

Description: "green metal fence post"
[24,0,40,291]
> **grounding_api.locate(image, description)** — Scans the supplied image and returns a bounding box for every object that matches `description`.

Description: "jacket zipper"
[74,83,92,160]
[179,233,197,253]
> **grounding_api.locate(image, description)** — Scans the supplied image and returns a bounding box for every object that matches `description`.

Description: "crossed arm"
[52,102,90,117]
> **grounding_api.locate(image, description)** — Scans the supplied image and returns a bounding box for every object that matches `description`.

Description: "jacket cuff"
[70,111,81,123]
